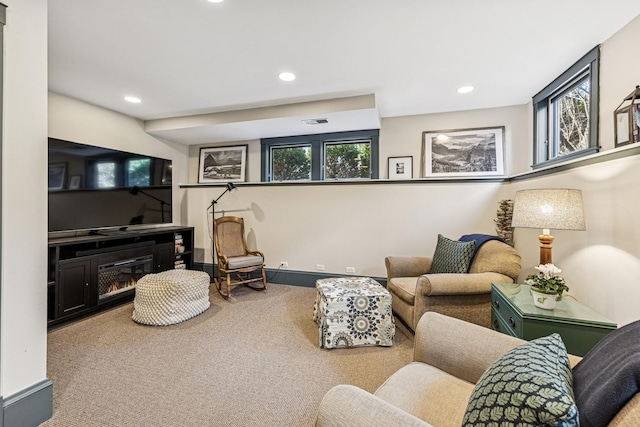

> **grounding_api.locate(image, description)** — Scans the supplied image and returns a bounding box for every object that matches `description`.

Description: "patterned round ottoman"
[132,269,211,326]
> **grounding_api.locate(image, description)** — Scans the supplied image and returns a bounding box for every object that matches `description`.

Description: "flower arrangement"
[524,264,569,296]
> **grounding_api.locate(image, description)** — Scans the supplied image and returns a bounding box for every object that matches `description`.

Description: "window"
[324,140,371,179]
[271,145,311,181]
[126,158,151,186]
[532,46,599,168]
[261,129,379,181]
[96,162,116,188]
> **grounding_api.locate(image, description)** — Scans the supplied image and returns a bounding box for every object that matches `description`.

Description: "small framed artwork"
[69,175,82,189]
[198,145,248,183]
[388,156,413,180]
[422,126,505,178]
[48,163,67,190]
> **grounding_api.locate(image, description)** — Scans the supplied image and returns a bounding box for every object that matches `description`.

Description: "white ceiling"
[48,0,640,145]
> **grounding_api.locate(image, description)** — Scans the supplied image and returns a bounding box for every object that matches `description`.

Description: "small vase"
[531,290,557,310]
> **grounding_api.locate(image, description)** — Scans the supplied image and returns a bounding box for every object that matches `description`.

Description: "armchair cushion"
[463,333,578,426]
[429,234,476,274]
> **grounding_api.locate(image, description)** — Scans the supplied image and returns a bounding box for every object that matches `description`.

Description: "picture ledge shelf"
[179,142,640,188]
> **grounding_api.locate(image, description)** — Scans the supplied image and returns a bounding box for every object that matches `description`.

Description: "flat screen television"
[48,138,173,233]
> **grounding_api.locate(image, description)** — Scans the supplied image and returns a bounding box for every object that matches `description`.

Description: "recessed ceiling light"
[278,72,296,82]
[207,0,224,3]
[457,86,474,94]
[124,96,142,103]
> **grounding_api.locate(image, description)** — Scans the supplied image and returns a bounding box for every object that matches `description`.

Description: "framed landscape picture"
[388,156,413,180]
[422,126,505,178]
[198,145,247,183]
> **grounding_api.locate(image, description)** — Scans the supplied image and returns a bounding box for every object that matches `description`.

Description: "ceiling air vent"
[302,118,330,125]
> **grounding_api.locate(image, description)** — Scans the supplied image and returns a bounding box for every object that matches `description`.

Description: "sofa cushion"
[463,333,578,426]
[572,318,640,427]
[429,234,476,274]
[375,362,474,427]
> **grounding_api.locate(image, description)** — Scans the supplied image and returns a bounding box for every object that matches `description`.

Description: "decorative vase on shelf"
[524,264,569,311]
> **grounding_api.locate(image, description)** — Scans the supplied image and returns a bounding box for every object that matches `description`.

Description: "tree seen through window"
[127,158,151,186]
[324,141,370,179]
[271,145,311,181]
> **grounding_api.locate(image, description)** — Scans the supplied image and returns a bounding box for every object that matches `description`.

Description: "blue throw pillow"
[429,234,476,274]
[463,333,578,426]
[572,319,640,427]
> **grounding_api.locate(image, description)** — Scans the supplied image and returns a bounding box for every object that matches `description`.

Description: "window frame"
[532,45,600,169]
[261,129,379,182]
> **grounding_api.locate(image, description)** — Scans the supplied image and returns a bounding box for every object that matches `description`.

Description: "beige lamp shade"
[511,188,585,265]
[511,189,586,231]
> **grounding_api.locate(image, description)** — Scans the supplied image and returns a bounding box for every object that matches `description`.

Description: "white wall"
[186,181,506,277]
[48,93,191,225]
[599,14,640,151]
[1,0,49,397]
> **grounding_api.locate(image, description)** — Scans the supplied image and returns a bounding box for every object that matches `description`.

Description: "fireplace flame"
[106,278,137,294]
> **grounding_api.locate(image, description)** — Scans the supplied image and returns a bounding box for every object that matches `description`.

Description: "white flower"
[534,263,562,280]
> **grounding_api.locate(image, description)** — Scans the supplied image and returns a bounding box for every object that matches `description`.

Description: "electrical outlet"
[316,264,325,271]
[280,261,288,268]
[346,267,356,273]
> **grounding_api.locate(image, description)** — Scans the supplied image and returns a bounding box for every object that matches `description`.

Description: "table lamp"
[511,188,586,265]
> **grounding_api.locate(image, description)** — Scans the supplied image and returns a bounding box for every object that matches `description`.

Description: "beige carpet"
[42,283,414,426]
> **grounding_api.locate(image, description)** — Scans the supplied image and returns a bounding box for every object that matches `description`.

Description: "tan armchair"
[385,239,521,331]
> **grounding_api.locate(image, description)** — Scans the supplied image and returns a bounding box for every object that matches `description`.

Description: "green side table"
[491,282,617,357]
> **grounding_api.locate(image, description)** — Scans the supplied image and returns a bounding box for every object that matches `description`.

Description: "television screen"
[48,138,173,233]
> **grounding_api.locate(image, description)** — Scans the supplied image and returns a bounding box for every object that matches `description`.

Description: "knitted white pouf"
[132,269,211,326]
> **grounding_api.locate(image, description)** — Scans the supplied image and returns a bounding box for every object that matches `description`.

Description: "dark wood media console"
[47,226,195,326]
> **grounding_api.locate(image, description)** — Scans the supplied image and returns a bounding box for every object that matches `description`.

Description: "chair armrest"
[385,256,432,279]
[247,250,264,259]
[413,312,525,384]
[417,272,513,296]
[315,385,432,427]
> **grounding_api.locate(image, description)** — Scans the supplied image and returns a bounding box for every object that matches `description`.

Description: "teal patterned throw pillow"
[429,234,476,274]
[463,333,578,427]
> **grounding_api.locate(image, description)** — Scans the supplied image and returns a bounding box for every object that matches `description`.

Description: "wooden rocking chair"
[213,216,267,299]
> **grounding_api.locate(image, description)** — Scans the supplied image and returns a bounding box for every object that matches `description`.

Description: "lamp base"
[538,234,554,265]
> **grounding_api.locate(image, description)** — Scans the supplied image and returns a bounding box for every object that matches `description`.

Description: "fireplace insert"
[98,255,153,301]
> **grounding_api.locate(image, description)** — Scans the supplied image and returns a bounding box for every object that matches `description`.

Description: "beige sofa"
[385,239,521,331]
[315,312,640,427]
